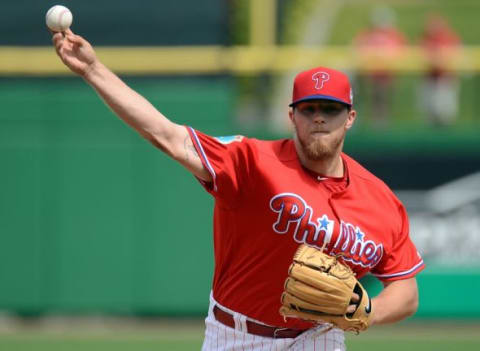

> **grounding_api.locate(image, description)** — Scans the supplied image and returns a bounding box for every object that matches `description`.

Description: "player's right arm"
[51,30,211,182]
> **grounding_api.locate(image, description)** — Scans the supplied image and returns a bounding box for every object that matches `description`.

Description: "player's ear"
[345,109,356,130]
[288,108,294,122]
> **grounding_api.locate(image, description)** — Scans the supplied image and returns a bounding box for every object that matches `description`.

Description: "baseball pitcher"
[52,29,424,351]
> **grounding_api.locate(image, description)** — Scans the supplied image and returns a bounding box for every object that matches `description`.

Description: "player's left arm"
[370,277,419,325]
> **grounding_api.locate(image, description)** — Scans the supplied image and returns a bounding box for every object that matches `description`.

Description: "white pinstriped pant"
[202,294,346,351]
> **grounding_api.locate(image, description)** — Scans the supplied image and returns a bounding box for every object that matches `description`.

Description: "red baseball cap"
[289,67,353,107]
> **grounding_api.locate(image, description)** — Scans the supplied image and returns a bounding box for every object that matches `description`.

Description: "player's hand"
[346,292,360,314]
[52,29,98,77]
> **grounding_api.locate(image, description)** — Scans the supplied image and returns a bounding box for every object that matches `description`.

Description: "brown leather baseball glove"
[279,244,372,332]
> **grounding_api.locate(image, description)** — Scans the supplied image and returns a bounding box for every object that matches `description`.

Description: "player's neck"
[303,155,344,178]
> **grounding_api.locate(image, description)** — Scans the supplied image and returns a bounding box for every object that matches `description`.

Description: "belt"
[213,305,305,339]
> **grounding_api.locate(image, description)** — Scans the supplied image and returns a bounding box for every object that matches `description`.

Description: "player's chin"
[303,141,333,160]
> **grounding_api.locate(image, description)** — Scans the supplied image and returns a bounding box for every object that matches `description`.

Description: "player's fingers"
[66,34,84,46]
[65,34,78,43]
[57,47,67,62]
[52,32,64,45]
[55,36,66,53]
[55,42,63,56]
[346,293,361,314]
[350,293,360,303]
[346,304,357,314]
[64,29,84,43]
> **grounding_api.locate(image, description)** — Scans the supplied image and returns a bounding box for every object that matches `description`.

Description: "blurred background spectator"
[353,5,406,128]
[419,13,462,127]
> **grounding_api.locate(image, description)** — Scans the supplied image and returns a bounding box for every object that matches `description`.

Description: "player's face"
[290,100,356,161]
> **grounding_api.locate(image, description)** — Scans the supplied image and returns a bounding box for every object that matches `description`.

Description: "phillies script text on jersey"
[270,193,383,268]
[186,127,425,329]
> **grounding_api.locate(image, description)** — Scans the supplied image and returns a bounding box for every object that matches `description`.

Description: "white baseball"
[46,5,73,32]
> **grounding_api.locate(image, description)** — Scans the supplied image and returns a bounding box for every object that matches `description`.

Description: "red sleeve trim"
[186,126,218,192]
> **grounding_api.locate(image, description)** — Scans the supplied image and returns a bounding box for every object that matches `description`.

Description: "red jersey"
[187,127,425,329]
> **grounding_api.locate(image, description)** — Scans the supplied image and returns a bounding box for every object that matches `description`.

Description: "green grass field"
[1,319,478,351]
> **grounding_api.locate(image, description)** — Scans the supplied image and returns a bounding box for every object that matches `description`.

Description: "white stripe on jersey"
[373,259,424,279]
[188,126,218,192]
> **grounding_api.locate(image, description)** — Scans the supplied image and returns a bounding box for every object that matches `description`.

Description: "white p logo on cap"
[312,72,330,90]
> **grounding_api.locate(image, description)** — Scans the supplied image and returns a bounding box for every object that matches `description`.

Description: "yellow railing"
[1,46,479,75]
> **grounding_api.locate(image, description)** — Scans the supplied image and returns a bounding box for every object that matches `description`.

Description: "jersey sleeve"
[371,202,425,282]
[186,126,254,207]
